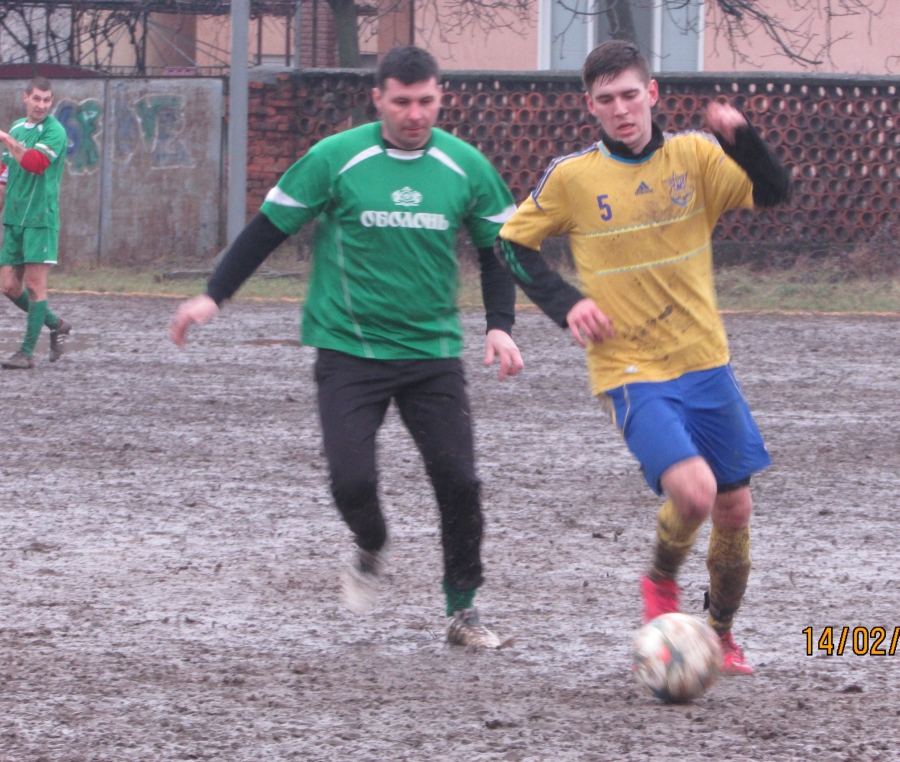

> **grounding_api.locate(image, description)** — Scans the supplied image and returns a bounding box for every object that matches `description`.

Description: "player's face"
[23,88,53,124]
[585,68,659,154]
[373,77,441,151]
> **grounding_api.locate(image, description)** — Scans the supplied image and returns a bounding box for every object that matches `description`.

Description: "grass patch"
[48,257,900,314]
[714,266,900,312]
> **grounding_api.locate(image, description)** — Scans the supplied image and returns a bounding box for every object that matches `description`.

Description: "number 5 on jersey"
[597,194,613,221]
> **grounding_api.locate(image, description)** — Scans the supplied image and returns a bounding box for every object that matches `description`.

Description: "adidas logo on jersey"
[635,182,653,195]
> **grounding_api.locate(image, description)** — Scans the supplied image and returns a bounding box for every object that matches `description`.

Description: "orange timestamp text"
[802,626,900,656]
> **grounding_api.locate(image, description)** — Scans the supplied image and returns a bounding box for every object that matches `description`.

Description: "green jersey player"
[0,77,73,369]
[170,47,523,648]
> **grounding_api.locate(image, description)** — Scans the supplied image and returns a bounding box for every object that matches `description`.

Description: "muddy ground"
[1,294,899,762]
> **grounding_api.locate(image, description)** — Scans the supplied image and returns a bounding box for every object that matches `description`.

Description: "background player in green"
[0,76,72,369]
[170,47,524,648]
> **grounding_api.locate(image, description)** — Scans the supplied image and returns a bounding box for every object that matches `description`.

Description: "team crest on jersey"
[391,186,423,207]
[635,181,653,195]
[664,172,694,207]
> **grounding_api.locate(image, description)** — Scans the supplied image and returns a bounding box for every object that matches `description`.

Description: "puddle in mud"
[241,339,301,347]
[0,329,98,355]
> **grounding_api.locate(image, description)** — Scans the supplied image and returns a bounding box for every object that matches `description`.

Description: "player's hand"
[484,328,524,382]
[566,298,614,348]
[170,295,219,348]
[705,102,747,145]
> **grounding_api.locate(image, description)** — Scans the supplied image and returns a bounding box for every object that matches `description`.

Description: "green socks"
[7,291,60,329]
[21,299,48,357]
[443,580,476,616]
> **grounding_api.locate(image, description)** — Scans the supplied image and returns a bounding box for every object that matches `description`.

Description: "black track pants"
[314,349,484,591]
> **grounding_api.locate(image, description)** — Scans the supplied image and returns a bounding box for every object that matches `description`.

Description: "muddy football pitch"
[1,294,898,761]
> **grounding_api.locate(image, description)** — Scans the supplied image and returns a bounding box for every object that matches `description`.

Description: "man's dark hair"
[582,40,651,91]
[376,46,439,89]
[25,76,52,95]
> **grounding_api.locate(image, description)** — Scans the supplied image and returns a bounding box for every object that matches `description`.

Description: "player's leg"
[682,363,769,674]
[18,261,51,360]
[315,349,394,612]
[395,360,500,648]
[35,228,71,361]
[707,484,754,674]
[1,228,28,359]
[605,383,712,622]
[1,228,34,368]
[2,253,64,333]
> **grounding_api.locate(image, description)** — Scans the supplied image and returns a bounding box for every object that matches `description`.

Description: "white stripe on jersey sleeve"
[482,204,517,224]
[265,186,307,208]
[338,145,384,175]
[35,143,58,159]
[426,147,467,178]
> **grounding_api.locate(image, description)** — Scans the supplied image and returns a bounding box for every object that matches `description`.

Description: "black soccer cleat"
[49,319,72,363]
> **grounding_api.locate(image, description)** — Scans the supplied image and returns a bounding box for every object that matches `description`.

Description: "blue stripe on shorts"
[604,363,771,495]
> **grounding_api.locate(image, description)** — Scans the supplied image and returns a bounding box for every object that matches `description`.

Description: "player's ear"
[647,79,659,108]
[372,87,383,115]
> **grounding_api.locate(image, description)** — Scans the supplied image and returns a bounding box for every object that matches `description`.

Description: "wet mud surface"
[1,295,899,761]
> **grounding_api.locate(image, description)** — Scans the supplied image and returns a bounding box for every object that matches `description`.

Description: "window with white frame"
[539,0,704,73]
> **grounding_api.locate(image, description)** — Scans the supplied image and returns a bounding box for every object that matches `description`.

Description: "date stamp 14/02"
[803,627,899,656]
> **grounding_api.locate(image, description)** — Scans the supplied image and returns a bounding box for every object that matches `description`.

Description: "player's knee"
[431,467,480,502]
[713,486,752,528]
[330,473,378,509]
[672,480,716,523]
[664,463,716,523]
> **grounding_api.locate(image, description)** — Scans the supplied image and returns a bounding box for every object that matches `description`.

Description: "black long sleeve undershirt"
[206,213,515,336]
[477,246,516,335]
[499,239,584,328]
[714,121,792,207]
[206,213,288,304]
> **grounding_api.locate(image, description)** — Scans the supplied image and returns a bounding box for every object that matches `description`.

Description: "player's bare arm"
[0,130,26,165]
[484,328,524,382]
[169,295,219,348]
[566,298,614,348]
[705,102,747,145]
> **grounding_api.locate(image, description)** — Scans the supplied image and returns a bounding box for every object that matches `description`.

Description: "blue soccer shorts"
[603,363,771,496]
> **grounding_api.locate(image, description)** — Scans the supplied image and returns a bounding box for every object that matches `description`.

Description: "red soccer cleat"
[640,575,681,624]
[719,631,754,675]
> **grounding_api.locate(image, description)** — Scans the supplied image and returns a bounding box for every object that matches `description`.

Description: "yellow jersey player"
[499,40,790,674]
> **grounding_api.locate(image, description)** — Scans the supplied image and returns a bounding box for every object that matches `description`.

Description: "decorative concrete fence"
[246,69,900,248]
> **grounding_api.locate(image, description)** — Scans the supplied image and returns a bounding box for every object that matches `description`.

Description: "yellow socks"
[650,499,704,581]
[706,524,751,635]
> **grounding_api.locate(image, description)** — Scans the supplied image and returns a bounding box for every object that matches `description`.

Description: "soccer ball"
[632,613,723,703]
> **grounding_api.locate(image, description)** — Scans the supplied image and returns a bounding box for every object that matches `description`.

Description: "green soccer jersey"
[1,115,67,230]
[260,122,516,360]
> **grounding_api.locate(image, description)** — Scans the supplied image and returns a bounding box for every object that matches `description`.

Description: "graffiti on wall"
[56,99,102,173]
[54,90,196,173]
[114,90,194,169]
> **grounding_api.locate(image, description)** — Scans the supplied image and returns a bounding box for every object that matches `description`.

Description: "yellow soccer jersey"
[500,131,753,394]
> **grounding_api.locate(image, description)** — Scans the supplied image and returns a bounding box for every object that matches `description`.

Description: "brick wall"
[245,69,900,246]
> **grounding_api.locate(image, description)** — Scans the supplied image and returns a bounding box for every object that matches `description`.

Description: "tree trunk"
[606,0,637,42]
[328,0,361,67]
